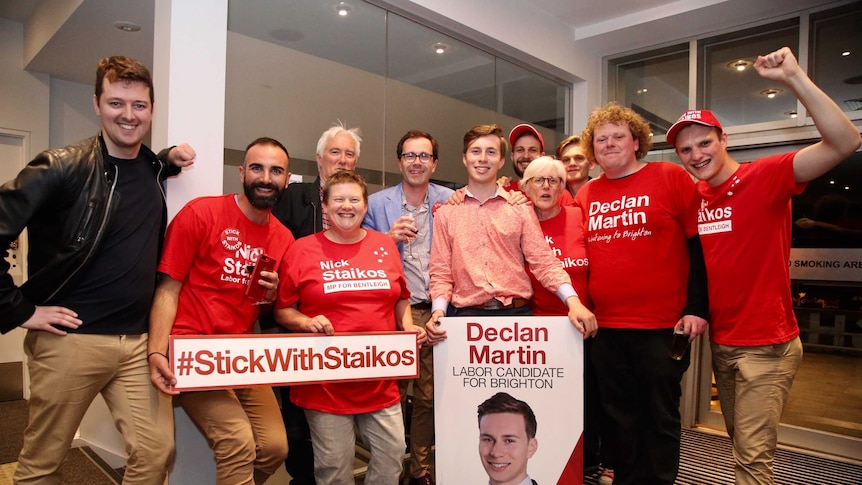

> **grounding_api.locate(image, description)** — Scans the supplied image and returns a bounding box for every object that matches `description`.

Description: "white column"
[151,2,228,483]
[152,0,228,219]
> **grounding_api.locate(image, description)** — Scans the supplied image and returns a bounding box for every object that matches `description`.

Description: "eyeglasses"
[401,152,434,163]
[530,176,562,187]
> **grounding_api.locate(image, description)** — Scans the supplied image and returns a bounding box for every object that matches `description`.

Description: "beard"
[513,161,526,178]
[243,180,283,209]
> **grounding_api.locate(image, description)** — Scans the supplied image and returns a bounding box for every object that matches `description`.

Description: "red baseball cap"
[666,110,723,146]
[509,123,545,152]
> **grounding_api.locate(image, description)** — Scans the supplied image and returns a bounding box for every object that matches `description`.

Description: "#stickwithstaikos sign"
[169,332,418,391]
[434,316,585,485]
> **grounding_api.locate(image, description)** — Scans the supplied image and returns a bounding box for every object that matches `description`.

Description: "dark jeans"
[584,337,614,470]
[450,305,533,317]
[279,386,317,485]
[591,328,689,485]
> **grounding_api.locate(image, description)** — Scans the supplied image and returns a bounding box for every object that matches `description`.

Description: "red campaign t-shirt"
[697,152,804,346]
[505,179,576,206]
[528,206,591,316]
[278,230,410,414]
[159,195,295,335]
[575,162,698,329]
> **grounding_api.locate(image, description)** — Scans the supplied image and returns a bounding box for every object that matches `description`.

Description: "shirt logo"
[320,257,391,294]
[221,228,243,251]
[697,199,733,235]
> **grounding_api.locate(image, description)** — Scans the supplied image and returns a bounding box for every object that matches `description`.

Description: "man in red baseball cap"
[504,124,574,205]
[501,124,546,193]
[665,109,723,147]
[669,46,861,485]
[509,124,545,178]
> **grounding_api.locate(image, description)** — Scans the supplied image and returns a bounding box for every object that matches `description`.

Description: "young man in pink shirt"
[424,123,596,344]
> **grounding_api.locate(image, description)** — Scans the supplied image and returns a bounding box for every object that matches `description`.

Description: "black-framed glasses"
[530,176,562,187]
[401,152,434,163]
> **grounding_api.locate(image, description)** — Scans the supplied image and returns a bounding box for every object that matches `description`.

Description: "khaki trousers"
[399,307,435,480]
[711,337,803,485]
[15,332,174,485]
[176,386,287,485]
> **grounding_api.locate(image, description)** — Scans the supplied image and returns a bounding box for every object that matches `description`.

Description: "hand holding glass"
[403,215,418,260]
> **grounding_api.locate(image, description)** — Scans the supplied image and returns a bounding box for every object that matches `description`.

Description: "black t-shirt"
[53,153,164,334]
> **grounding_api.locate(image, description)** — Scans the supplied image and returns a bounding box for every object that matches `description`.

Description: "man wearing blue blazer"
[363,130,453,485]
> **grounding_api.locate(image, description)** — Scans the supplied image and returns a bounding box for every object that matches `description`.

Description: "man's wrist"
[147,351,169,361]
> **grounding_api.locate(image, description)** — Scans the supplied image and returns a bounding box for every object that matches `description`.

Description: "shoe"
[598,468,614,485]
[408,475,434,485]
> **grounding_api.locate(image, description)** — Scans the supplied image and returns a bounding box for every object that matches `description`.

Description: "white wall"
[0,18,50,157]
[49,77,99,147]
[0,18,51,374]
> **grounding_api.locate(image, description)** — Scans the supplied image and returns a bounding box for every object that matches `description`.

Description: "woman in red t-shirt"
[521,156,614,482]
[519,156,590,315]
[276,171,426,485]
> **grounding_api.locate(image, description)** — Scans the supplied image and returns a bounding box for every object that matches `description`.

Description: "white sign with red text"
[434,316,585,485]
[170,332,418,391]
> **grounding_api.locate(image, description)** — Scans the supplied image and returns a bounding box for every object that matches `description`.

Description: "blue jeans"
[711,337,802,485]
[305,402,405,485]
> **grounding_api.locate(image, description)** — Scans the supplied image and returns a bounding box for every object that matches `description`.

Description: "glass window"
[387,13,496,111]
[497,59,569,136]
[810,3,862,115]
[226,0,570,188]
[608,45,689,137]
[228,0,387,76]
[699,19,799,126]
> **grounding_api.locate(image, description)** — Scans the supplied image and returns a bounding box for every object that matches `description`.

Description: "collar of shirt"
[465,185,509,204]
[401,190,429,212]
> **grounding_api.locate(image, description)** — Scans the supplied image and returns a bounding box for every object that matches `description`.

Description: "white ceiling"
[0,0,855,130]
[0,0,845,85]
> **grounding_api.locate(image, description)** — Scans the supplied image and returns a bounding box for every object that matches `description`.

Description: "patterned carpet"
[0,400,118,485]
[584,428,862,484]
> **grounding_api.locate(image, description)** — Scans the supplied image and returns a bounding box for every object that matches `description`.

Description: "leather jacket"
[0,134,179,333]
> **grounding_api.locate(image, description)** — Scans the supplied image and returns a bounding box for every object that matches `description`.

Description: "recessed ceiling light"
[727,59,752,72]
[335,2,351,17]
[842,51,851,57]
[760,88,783,99]
[636,88,648,94]
[113,21,141,32]
[432,42,449,55]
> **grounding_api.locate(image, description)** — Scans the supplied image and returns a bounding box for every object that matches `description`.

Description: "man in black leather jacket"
[0,56,194,484]
[265,121,362,485]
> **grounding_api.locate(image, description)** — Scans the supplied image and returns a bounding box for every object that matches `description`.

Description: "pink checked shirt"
[430,187,575,311]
